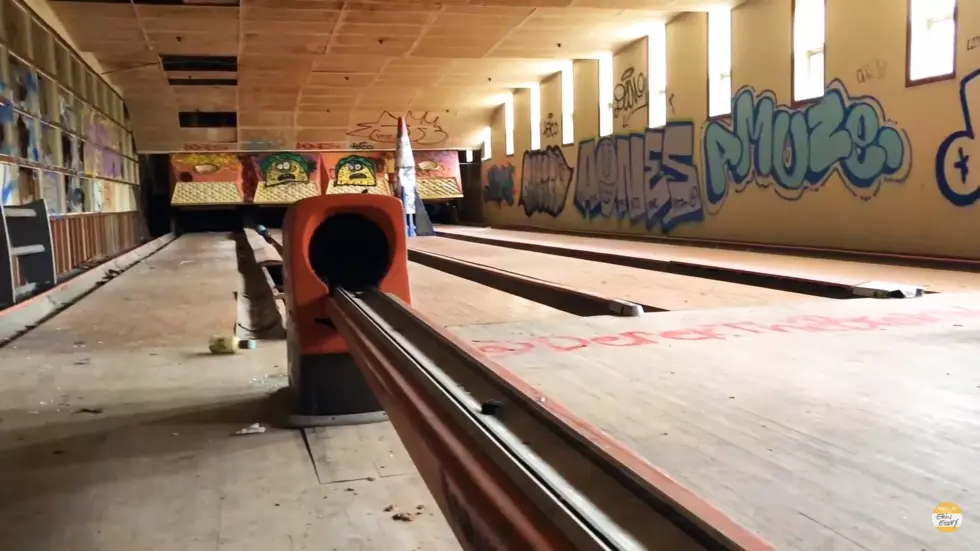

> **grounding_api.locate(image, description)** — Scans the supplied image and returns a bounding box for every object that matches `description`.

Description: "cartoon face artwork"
[334,155,376,186]
[260,153,314,186]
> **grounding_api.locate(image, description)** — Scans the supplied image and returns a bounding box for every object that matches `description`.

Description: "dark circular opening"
[308,212,391,292]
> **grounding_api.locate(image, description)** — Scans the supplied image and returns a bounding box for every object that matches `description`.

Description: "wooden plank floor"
[411,236,819,311]
[409,262,569,326]
[0,234,457,551]
[449,293,980,551]
[438,226,980,292]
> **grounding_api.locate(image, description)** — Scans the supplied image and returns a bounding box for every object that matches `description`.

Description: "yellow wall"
[479,0,980,259]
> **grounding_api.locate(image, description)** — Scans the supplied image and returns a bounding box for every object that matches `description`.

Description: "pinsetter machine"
[280,194,773,551]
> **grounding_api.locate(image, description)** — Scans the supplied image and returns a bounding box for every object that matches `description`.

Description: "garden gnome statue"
[394,116,417,237]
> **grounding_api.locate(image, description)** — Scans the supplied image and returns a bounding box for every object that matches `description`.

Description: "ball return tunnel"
[278,194,774,551]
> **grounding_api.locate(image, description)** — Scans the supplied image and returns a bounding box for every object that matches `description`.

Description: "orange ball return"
[282,193,410,425]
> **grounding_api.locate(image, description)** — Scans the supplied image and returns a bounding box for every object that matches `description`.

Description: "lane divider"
[408,247,653,317]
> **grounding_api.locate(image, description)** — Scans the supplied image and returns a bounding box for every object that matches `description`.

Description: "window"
[598,52,614,136]
[504,94,515,156]
[793,0,825,101]
[708,9,732,117]
[561,62,574,145]
[908,0,956,83]
[481,126,492,160]
[465,150,474,163]
[648,24,667,128]
[529,83,541,151]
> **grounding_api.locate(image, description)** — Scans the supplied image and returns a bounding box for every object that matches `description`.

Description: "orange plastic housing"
[282,194,411,356]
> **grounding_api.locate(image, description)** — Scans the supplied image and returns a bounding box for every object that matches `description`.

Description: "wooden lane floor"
[410,236,821,311]
[408,262,570,326]
[449,293,980,551]
[437,226,980,293]
[0,234,458,551]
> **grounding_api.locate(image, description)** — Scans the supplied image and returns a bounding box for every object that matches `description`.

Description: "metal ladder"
[0,199,56,308]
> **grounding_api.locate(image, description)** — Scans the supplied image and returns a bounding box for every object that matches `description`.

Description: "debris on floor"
[392,512,414,522]
[233,423,267,435]
[208,336,257,354]
[73,407,103,415]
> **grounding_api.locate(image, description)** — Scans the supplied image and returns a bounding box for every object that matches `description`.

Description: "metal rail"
[327,287,775,551]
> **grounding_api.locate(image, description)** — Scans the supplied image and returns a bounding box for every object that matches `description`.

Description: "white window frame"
[708,9,732,117]
[598,52,614,136]
[561,62,574,145]
[908,0,957,82]
[648,23,667,128]
[481,126,492,160]
[465,149,474,163]
[529,83,541,151]
[793,0,825,102]
[504,94,515,156]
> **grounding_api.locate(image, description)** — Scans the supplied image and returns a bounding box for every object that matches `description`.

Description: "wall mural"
[520,146,573,217]
[613,67,648,129]
[575,122,703,231]
[484,164,516,206]
[702,80,911,209]
[936,68,980,207]
[347,111,449,146]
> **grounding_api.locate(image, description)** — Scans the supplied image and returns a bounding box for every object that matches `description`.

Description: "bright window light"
[561,62,574,145]
[529,83,541,151]
[482,126,492,160]
[598,52,614,136]
[909,0,956,81]
[794,0,825,101]
[708,9,732,117]
[504,94,515,156]
[465,149,474,163]
[648,24,667,128]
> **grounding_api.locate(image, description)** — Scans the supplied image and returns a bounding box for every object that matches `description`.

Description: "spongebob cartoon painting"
[322,153,393,195]
[252,152,320,204]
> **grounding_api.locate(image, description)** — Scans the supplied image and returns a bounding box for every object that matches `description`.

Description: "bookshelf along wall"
[0,0,138,214]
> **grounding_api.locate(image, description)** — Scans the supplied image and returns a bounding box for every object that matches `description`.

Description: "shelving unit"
[0,0,138,216]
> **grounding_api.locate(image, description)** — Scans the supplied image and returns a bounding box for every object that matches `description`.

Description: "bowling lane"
[408,262,570,326]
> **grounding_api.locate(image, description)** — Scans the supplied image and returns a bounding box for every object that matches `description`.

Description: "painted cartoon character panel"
[335,155,377,187]
[260,152,315,187]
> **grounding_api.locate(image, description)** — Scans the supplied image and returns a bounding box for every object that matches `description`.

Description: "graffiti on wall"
[347,111,449,146]
[574,122,704,231]
[334,155,377,187]
[519,146,573,217]
[702,80,911,209]
[614,67,648,129]
[936,68,980,206]
[543,113,560,138]
[484,164,515,206]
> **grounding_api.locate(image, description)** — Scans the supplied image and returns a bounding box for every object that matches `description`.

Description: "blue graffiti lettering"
[484,164,515,206]
[519,146,572,217]
[574,122,703,231]
[702,79,911,207]
[936,69,980,206]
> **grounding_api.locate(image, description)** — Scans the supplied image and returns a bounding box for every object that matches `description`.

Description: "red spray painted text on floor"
[470,307,980,358]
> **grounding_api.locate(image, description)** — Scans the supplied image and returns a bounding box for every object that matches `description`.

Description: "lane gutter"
[434,231,869,299]
[408,247,651,317]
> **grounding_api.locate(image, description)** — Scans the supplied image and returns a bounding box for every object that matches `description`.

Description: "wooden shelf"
[0,0,139,215]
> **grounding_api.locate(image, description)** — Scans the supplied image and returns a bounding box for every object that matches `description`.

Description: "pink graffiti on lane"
[471,307,980,358]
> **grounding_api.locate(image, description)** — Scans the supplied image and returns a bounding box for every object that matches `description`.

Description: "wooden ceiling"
[48,0,716,152]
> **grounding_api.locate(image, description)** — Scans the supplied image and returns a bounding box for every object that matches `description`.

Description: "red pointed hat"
[397,116,408,138]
